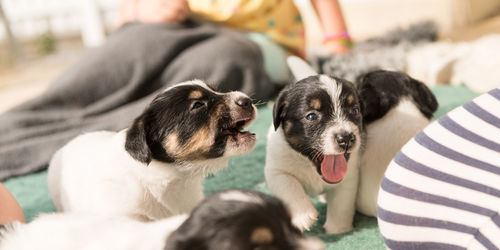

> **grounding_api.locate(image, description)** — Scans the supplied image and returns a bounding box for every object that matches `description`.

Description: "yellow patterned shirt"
[188,0,305,54]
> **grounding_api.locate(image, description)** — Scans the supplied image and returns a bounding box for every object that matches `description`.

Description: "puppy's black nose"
[335,133,355,150]
[236,97,252,108]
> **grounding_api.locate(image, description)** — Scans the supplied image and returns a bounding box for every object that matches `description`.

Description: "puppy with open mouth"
[265,57,363,234]
[48,80,257,221]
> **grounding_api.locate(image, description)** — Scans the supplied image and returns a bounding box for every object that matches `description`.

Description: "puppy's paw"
[323,223,353,235]
[291,207,318,231]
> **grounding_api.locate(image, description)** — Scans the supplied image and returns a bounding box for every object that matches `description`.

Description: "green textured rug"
[3,85,478,250]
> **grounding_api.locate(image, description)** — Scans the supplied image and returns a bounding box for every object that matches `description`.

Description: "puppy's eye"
[191,101,205,110]
[350,107,360,115]
[305,113,318,121]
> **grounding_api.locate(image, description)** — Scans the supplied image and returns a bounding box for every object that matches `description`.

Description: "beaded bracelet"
[323,31,350,41]
[323,31,353,47]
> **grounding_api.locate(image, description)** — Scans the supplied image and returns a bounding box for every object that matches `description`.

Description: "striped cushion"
[377,88,500,250]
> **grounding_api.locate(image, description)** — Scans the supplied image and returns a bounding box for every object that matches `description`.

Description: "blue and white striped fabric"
[377,88,500,250]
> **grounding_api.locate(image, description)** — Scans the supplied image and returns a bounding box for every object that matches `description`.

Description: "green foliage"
[34,31,56,55]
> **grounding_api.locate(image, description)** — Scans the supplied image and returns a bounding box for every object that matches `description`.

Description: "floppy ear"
[357,73,390,124]
[125,116,152,165]
[273,90,288,130]
[408,77,438,119]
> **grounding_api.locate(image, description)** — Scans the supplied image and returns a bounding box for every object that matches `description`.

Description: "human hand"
[118,0,190,25]
[0,182,25,224]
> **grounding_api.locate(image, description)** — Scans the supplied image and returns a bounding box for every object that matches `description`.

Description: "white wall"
[0,0,120,43]
[297,0,500,44]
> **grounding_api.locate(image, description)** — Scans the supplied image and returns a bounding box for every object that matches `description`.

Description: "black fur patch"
[357,70,438,124]
[273,75,362,167]
[125,84,231,164]
[165,190,308,250]
[125,116,153,163]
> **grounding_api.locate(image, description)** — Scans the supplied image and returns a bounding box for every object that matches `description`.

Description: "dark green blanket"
[3,85,478,249]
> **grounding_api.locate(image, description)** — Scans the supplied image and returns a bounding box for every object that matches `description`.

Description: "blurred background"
[1,0,500,112]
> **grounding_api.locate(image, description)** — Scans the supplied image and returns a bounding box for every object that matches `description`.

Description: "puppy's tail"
[286,56,318,81]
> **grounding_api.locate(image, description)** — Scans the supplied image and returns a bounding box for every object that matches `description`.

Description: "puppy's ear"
[407,77,438,119]
[164,217,204,250]
[357,73,389,124]
[125,116,152,165]
[273,90,288,130]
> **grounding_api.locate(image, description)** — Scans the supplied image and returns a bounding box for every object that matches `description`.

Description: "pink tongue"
[321,154,347,183]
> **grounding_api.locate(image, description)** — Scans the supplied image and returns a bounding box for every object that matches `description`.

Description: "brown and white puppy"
[265,57,363,234]
[48,80,257,221]
[0,190,324,250]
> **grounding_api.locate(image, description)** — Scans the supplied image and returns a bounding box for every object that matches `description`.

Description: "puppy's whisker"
[253,100,268,106]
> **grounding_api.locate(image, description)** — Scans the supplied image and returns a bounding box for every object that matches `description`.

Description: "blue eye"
[306,113,318,121]
[191,101,205,110]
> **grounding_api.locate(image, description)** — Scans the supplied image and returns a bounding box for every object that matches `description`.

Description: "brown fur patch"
[250,227,273,245]
[214,103,226,117]
[189,90,203,99]
[347,95,354,105]
[287,135,302,145]
[165,133,180,155]
[310,98,321,109]
[177,126,214,159]
[284,121,293,134]
[165,102,225,160]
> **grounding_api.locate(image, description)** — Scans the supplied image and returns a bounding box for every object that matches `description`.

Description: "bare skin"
[0,182,25,224]
[117,0,352,55]
[117,0,190,26]
[311,0,352,54]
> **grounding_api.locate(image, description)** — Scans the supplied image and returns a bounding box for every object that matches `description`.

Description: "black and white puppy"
[355,70,438,216]
[265,57,363,234]
[48,80,257,221]
[0,190,324,250]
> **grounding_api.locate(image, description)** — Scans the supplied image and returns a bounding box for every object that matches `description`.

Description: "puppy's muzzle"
[235,96,254,116]
[221,95,256,138]
[334,132,356,151]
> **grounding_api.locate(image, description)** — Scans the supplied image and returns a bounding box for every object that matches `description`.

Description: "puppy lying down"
[48,80,257,221]
[0,190,324,250]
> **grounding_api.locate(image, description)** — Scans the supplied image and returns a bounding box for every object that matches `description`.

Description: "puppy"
[48,80,257,221]
[355,70,438,216]
[265,57,363,234]
[0,190,324,250]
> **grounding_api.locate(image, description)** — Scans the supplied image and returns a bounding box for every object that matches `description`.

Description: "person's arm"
[310,0,352,54]
[0,182,25,224]
[117,0,190,27]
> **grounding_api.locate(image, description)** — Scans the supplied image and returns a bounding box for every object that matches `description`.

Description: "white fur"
[319,75,342,118]
[0,213,187,250]
[163,79,210,93]
[48,130,230,221]
[356,99,429,216]
[218,190,263,204]
[265,127,360,234]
